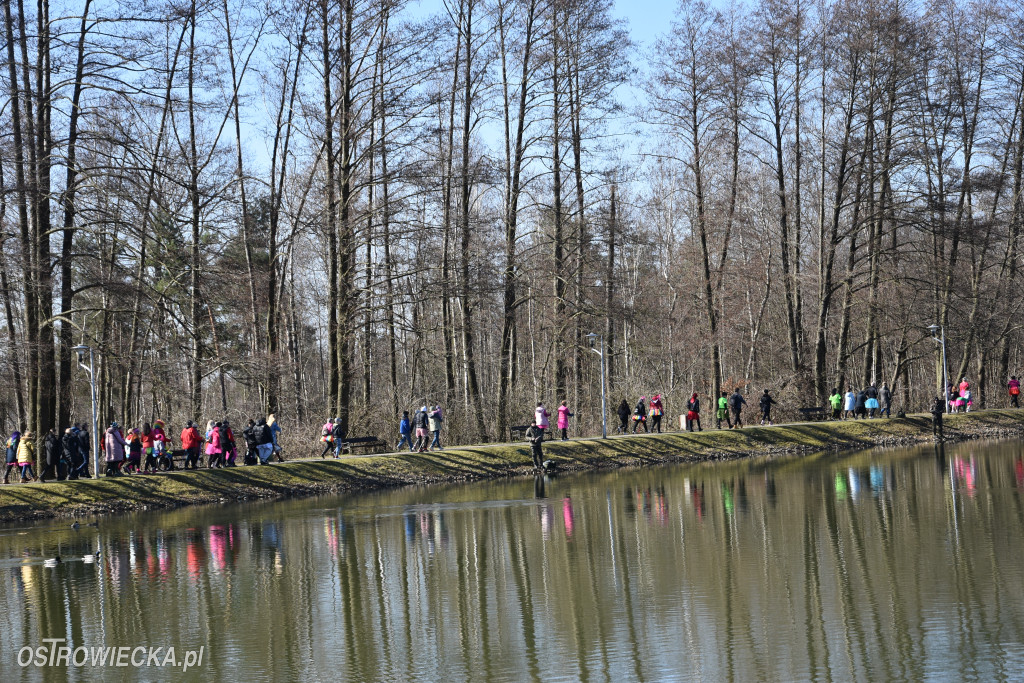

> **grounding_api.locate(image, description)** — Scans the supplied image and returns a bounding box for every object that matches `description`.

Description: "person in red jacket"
[180,421,201,470]
[1010,376,1021,409]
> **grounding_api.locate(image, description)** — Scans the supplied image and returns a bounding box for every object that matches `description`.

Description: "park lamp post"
[72,344,101,478]
[586,333,608,439]
[928,324,950,414]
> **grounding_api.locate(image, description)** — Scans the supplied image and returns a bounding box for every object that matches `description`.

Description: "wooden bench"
[510,425,553,441]
[798,407,828,422]
[340,436,387,454]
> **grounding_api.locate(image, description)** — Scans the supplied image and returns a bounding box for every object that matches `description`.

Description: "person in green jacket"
[829,388,843,420]
[716,391,731,429]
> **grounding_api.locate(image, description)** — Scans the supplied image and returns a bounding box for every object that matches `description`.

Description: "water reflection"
[2,440,1024,682]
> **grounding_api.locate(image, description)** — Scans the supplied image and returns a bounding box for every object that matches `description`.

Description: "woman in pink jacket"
[557,401,574,441]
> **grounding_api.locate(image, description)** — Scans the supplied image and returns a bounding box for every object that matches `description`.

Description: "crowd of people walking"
[1,414,284,484]
[4,374,1023,484]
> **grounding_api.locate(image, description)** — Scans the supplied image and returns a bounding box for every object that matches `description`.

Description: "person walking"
[759,389,777,426]
[535,403,550,436]
[829,388,843,420]
[686,393,702,432]
[331,418,346,458]
[141,423,157,473]
[40,429,61,483]
[221,420,237,466]
[930,396,945,440]
[181,420,201,469]
[63,427,82,480]
[17,431,36,482]
[879,383,892,418]
[254,418,274,464]
[267,413,284,461]
[397,411,414,452]
[843,387,856,420]
[526,420,545,470]
[320,418,335,458]
[1010,376,1021,408]
[649,395,665,433]
[207,421,223,468]
[854,389,867,419]
[104,423,126,477]
[429,405,444,450]
[242,420,259,465]
[76,423,91,478]
[125,429,143,474]
[182,421,201,469]
[865,384,879,418]
[3,431,20,484]
[616,399,631,434]
[633,396,649,433]
[729,389,746,428]
[716,391,731,429]
[154,420,173,470]
[413,407,430,453]
[556,401,574,441]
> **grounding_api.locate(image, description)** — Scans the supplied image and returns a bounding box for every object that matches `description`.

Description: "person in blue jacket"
[396,411,414,452]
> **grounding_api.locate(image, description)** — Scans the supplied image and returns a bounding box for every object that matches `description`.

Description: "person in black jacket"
[256,417,274,464]
[243,419,259,465]
[40,429,62,483]
[633,397,649,433]
[879,383,892,418]
[616,399,630,434]
[759,389,777,426]
[412,407,430,453]
[331,419,345,458]
[930,396,944,439]
[855,390,867,419]
[526,420,544,469]
[76,424,91,477]
[687,393,702,432]
[62,427,81,480]
[729,389,747,428]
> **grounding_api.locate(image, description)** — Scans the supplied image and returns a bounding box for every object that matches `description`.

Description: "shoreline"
[2,410,1022,523]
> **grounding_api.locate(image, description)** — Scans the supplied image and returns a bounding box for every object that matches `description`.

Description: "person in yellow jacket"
[16,431,36,483]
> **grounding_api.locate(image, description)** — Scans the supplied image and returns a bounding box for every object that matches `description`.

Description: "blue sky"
[410,0,679,51]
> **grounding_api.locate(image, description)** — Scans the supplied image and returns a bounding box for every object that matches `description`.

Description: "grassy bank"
[2,410,1022,522]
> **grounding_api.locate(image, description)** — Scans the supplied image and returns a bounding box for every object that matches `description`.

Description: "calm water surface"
[2,439,1024,681]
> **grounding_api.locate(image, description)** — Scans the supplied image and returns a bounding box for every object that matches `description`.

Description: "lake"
[2,438,1023,681]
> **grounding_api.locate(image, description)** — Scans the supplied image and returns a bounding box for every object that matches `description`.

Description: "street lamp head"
[927,324,940,334]
[72,344,89,364]
[585,332,597,348]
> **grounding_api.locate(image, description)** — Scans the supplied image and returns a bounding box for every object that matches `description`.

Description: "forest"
[1,0,1022,447]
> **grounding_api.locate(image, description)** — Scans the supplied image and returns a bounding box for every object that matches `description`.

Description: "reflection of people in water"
[1016,456,1023,489]
[540,504,553,540]
[534,474,546,499]
[209,524,237,572]
[653,487,668,525]
[562,496,574,538]
[186,528,206,577]
[689,481,705,520]
[953,456,977,495]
